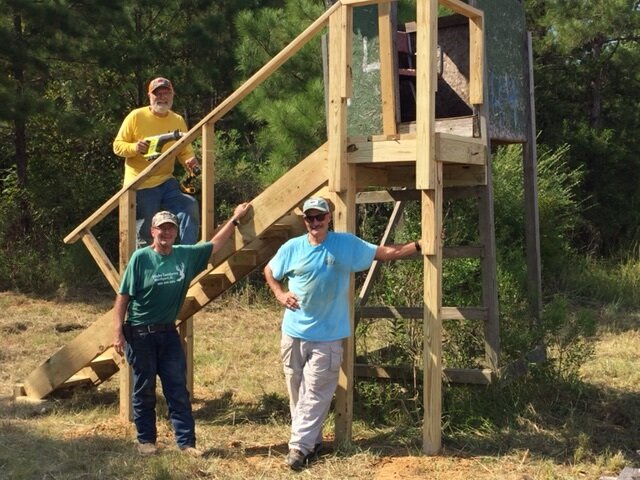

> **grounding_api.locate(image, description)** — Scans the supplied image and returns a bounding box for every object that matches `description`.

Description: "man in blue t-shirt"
[113,203,250,457]
[264,197,422,470]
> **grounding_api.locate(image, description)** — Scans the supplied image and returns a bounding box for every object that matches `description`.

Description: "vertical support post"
[332,166,357,446]
[416,0,442,455]
[378,1,398,135]
[421,163,443,455]
[328,4,351,192]
[201,122,216,241]
[523,31,542,321]
[179,318,194,401]
[118,190,136,421]
[415,0,437,190]
[329,2,354,446]
[468,14,484,105]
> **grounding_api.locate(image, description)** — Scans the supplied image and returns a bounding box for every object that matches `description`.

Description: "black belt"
[128,323,176,334]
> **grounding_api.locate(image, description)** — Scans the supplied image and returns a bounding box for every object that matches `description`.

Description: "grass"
[1,290,639,479]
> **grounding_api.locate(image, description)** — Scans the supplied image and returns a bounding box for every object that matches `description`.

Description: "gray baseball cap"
[302,197,330,213]
[151,211,179,228]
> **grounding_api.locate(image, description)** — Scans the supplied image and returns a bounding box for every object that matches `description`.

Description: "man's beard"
[152,103,170,115]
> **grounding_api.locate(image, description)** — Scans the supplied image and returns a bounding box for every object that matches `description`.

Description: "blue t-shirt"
[268,231,377,341]
[119,243,213,326]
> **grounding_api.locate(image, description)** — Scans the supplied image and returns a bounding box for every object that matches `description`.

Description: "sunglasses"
[303,212,328,223]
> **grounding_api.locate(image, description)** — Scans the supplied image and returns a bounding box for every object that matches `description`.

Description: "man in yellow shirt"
[114,77,200,247]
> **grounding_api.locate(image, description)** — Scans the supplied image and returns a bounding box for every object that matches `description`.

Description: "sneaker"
[180,446,203,458]
[286,448,307,470]
[136,442,157,455]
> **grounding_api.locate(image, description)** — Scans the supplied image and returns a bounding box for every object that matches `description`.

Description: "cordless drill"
[143,130,183,161]
[180,164,201,195]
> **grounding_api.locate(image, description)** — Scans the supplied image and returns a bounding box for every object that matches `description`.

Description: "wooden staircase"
[18,144,329,399]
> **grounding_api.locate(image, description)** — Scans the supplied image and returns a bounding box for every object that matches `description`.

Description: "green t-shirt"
[119,243,213,326]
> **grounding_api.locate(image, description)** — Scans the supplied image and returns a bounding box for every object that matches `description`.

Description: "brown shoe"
[180,446,203,458]
[136,442,157,455]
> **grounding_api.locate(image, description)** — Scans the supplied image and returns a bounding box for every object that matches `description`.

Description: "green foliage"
[540,295,597,382]
[235,0,327,184]
[527,0,640,252]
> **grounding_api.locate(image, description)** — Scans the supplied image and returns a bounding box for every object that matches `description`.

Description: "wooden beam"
[22,310,114,399]
[468,14,484,104]
[378,1,397,136]
[435,133,486,165]
[523,31,542,321]
[118,190,136,421]
[332,164,357,444]
[357,201,406,306]
[443,246,483,258]
[328,6,350,192]
[439,0,483,18]
[201,122,215,241]
[81,231,120,293]
[355,364,493,385]
[347,134,486,165]
[415,0,437,189]
[422,162,443,455]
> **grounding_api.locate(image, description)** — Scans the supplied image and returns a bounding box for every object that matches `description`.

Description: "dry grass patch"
[1,292,639,479]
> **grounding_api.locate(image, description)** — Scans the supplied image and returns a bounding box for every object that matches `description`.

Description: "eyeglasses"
[303,213,328,223]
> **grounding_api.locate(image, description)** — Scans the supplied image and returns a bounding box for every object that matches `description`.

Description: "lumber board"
[81,232,120,293]
[347,134,485,166]
[415,0,438,190]
[354,364,493,385]
[377,1,397,136]
[400,116,475,137]
[201,122,215,241]
[443,246,483,258]
[469,13,484,104]
[439,0,484,18]
[328,6,349,192]
[22,309,114,399]
[332,162,357,443]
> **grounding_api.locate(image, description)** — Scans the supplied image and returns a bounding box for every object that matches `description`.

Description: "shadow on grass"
[353,373,640,466]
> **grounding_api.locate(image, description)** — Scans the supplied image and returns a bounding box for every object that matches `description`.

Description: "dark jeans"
[125,329,195,448]
[136,177,200,247]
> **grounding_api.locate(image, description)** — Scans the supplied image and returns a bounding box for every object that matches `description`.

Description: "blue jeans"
[136,178,200,247]
[125,329,195,448]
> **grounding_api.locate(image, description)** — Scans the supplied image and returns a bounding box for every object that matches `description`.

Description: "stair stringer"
[20,145,329,399]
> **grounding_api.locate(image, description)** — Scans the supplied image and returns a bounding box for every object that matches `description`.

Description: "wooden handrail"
[64,0,341,245]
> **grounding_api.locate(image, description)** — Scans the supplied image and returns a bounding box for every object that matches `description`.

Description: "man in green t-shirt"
[113,203,250,456]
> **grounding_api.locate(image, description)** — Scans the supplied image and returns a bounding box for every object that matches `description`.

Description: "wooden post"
[332,165,357,445]
[416,0,442,455]
[378,1,397,135]
[329,3,355,446]
[328,4,352,192]
[201,122,215,241]
[118,190,136,421]
[523,31,542,321]
[415,0,437,190]
[421,164,443,455]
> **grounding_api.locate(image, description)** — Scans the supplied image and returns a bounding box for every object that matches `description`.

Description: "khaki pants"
[280,334,344,454]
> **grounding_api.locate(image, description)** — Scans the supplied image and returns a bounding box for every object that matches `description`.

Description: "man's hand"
[185,157,200,172]
[232,202,251,221]
[136,140,149,155]
[277,291,300,311]
[113,329,126,356]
